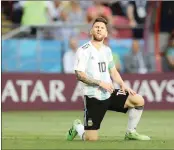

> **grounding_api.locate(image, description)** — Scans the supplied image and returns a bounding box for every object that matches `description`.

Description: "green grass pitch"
[2,111,174,149]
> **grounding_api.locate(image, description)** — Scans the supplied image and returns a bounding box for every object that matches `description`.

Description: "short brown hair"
[92,17,108,30]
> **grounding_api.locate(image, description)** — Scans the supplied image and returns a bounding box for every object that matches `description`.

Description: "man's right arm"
[74,48,101,86]
[75,70,101,86]
[75,70,114,93]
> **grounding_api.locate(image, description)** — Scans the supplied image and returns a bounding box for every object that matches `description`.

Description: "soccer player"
[66,17,150,141]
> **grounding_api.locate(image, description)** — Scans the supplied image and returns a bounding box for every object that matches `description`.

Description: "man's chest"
[87,50,109,73]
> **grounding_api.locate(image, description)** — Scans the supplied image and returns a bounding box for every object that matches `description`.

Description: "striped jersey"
[74,41,115,100]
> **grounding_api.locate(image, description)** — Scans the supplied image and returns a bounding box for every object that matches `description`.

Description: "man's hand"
[99,82,114,94]
[120,83,136,96]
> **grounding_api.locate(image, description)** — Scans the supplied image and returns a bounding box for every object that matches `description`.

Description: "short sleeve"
[74,48,88,72]
[108,48,115,70]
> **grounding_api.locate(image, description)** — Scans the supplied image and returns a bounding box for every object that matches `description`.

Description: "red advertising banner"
[2,73,174,111]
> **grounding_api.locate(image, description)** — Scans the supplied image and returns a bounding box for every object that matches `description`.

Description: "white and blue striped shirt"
[74,41,115,100]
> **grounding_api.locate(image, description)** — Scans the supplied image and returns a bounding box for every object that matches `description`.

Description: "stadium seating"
[2,39,63,72]
[2,38,144,73]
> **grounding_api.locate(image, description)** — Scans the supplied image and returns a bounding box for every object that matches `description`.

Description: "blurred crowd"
[2,1,174,73]
[63,31,174,74]
[2,0,148,39]
[161,31,174,72]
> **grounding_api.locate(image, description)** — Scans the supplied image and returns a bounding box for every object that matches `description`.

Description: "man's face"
[70,38,78,51]
[91,22,107,42]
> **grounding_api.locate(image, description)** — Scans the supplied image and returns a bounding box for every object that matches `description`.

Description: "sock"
[134,106,144,130]
[127,106,144,133]
[127,108,137,133]
[75,124,85,140]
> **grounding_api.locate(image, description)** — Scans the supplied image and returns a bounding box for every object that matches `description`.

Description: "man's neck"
[91,40,104,50]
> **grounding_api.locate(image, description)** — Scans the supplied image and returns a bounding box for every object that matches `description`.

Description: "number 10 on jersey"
[98,62,106,72]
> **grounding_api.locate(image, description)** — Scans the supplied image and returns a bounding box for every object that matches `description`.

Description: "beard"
[93,33,105,42]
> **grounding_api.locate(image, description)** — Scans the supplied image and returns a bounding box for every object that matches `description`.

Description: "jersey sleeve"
[74,48,88,72]
[108,48,115,70]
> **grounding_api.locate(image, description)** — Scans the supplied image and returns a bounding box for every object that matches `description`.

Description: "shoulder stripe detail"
[82,43,90,49]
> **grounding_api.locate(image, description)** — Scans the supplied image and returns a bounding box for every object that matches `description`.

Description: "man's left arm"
[109,66,136,95]
[109,66,124,87]
[108,51,136,95]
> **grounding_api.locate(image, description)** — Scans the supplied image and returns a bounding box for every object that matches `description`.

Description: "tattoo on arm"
[75,71,101,86]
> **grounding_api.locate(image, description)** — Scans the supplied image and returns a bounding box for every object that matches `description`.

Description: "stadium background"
[1,1,174,149]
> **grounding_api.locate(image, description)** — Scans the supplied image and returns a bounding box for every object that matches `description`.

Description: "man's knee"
[134,94,144,106]
[85,130,98,141]
[127,94,145,107]
[138,95,145,106]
